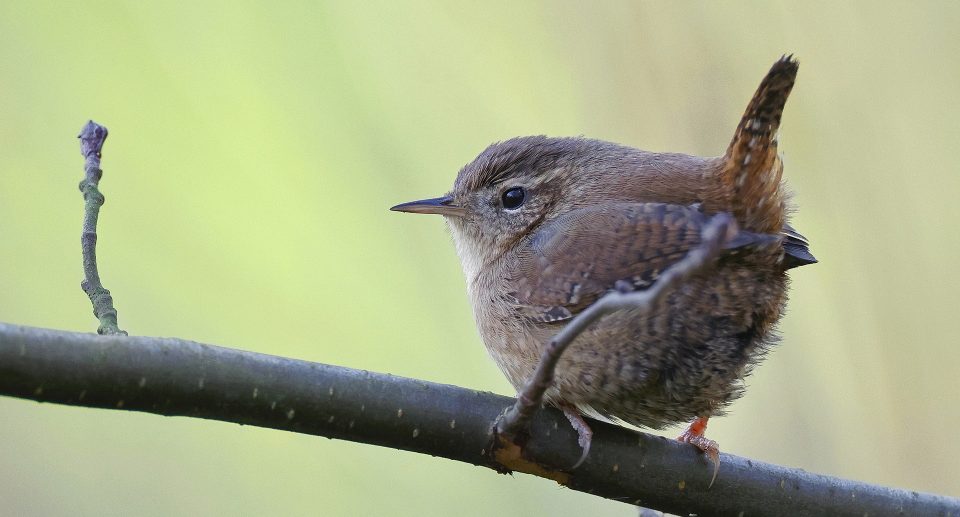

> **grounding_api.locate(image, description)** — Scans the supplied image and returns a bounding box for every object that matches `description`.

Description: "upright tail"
[704,55,798,234]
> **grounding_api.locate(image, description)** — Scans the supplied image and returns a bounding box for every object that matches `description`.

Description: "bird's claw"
[677,417,721,487]
[561,405,593,469]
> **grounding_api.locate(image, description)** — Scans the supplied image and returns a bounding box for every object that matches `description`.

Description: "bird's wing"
[507,203,777,323]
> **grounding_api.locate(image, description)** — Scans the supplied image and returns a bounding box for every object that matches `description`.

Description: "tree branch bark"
[1,322,957,516]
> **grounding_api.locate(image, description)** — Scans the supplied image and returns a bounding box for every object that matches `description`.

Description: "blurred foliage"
[1,1,958,515]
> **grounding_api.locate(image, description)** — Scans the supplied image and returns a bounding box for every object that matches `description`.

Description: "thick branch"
[1,323,956,516]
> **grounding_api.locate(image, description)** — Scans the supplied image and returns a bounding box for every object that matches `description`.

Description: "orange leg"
[677,416,720,486]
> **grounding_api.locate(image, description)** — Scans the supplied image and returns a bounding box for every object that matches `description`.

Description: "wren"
[392,56,815,469]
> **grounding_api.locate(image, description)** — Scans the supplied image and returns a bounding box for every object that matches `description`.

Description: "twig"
[77,121,126,335]
[496,213,738,440]
[1,322,957,517]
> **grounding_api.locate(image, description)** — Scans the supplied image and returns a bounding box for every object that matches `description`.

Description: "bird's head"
[391,135,707,282]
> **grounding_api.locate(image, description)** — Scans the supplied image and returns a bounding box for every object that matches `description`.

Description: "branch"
[1,323,957,517]
[77,121,126,336]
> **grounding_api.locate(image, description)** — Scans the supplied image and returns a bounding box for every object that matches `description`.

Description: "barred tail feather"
[705,55,798,234]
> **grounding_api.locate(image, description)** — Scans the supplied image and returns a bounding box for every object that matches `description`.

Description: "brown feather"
[704,55,798,234]
[508,203,777,322]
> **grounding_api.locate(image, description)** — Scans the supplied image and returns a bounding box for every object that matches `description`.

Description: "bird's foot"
[677,416,720,487]
[560,404,593,469]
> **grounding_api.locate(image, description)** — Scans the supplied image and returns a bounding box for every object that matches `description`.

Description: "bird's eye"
[501,187,526,210]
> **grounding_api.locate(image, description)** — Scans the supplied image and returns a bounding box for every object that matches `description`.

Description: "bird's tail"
[704,55,798,234]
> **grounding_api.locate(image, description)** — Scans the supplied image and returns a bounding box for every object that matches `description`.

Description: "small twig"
[77,120,126,336]
[496,213,738,439]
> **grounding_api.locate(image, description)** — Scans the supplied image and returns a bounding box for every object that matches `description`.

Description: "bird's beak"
[390,195,465,217]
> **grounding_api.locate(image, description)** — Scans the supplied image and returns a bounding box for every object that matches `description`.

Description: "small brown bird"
[392,56,814,467]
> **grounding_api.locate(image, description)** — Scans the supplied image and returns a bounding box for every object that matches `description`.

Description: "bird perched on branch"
[392,56,815,472]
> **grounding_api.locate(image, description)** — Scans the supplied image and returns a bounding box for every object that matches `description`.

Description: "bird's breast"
[468,269,546,392]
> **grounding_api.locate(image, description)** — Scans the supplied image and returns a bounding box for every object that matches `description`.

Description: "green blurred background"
[1,1,958,515]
